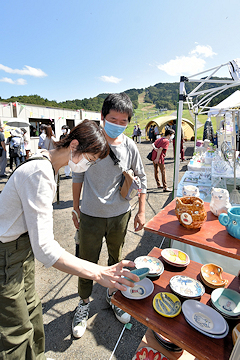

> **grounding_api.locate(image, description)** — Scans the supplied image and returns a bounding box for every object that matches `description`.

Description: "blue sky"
[1,0,239,102]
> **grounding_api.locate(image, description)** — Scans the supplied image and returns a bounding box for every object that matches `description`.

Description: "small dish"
[200,263,228,289]
[161,248,190,267]
[170,275,205,299]
[182,299,227,335]
[124,267,150,283]
[121,277,154,300]
[211,288,240,317]
[134,256,164,277]
[153,292,181,318]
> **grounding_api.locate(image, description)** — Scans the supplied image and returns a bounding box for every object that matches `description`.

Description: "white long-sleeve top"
[0,155,65,267]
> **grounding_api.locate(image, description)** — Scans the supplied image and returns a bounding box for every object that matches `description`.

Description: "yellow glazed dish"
[153,292,181,318]
[200,263,228,289]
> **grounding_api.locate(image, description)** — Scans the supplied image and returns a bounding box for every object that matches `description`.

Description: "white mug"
[182,185,200,197]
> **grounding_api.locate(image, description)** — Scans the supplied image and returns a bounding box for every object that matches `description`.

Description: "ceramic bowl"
[153,292,181,318]
[211,288,240,317]
[200,263,228,289]
[124,267,150,283]
[182,299,227,335]
[232,323,240,345]
[134,256,164,277]
[121,277,154,300]
[169,275,205,299]
[161,248,190,267]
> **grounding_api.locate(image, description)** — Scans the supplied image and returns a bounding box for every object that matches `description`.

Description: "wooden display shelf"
[113,247,240,360]
[144,199,240,260]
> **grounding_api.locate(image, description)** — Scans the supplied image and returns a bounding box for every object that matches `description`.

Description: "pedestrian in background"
[21,128,31,159]
[0,125,7,178]
[132,125,138,142]
[137,124,142,143]
[151,128,175,192]
[60,125,71,177]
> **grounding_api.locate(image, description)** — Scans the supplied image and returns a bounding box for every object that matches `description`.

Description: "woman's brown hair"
[54,119,109,159]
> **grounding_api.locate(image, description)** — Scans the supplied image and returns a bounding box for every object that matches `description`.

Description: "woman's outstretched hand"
[96,260,139,291]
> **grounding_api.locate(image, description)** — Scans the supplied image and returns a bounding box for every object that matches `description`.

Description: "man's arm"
[1,140,6,151]
[72,182,83,229]
[154,147,163,164]
[134,192,146,231]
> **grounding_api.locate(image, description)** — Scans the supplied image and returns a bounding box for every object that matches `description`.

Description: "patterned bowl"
[200,263,228,289]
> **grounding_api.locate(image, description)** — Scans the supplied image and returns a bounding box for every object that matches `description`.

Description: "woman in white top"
[0,119,138,360]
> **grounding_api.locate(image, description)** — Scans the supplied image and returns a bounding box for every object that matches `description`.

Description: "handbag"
[119,170,141,201]
[147,150,153,161]
[109,148,141,201]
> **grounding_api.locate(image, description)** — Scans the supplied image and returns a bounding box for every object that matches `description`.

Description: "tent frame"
[174,61,240,197]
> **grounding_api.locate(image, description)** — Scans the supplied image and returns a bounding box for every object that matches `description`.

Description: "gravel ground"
[0,140,194,360]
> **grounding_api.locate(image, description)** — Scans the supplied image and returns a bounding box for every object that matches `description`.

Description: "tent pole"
[173,77,185,198]
[194,107,198,152]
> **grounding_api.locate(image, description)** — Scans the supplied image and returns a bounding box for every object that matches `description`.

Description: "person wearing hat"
[0,124,7,177]
[7,128,23,170]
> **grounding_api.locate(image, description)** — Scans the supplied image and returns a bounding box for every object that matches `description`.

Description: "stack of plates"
[169,275,205,299]
[211,288,240,320]
[161,248,190,267]
[182,300,229,339]
[121,277,154,300]
[152,330,182,352]
[134,256,164,277]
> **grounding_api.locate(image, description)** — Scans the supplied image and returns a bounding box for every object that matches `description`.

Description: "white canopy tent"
[208,90,240,116]
[174,59,240,197]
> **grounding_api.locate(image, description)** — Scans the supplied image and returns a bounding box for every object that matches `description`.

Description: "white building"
[0,101,102,154]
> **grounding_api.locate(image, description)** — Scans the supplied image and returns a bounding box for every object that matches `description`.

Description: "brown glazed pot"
[175,196,207,229]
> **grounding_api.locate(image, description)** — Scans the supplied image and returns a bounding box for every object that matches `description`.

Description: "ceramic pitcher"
[219,207,240,240]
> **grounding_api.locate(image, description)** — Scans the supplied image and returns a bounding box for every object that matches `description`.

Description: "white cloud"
[190,45,217,58]
[99,75,122,83]
[158,44,217,76]
[158,56,206,76]
[0,77,27,85]
[0,64,47,77]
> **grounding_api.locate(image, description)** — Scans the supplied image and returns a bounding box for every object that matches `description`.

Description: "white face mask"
[62,129,67,133]
[68,152,91,173]
[170,134,174,140]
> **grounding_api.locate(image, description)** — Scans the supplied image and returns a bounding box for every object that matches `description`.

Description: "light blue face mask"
[104,119,127,139]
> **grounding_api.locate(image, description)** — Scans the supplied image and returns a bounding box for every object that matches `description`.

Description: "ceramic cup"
[219,207,240,240]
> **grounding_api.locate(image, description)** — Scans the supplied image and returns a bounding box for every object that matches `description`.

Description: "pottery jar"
[219,207,240,240]
[175,196,207,229]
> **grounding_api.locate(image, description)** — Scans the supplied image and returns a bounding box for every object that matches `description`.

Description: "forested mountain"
[1,78,239,111]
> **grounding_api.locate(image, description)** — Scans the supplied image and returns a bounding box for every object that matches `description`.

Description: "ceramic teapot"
[219,207,240,239]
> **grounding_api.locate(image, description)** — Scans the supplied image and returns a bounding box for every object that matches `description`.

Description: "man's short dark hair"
[102,93,133,122]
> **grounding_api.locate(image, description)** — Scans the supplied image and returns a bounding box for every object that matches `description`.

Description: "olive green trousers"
[77,210,131,299]
[0,234,45,360]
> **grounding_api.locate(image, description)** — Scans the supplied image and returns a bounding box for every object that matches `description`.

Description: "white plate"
[170,275,205,298]
[121,277,154,300]
[161,248,190,267]
[182,300,227,335]
[134,256,164,276]
[185,316,229,339]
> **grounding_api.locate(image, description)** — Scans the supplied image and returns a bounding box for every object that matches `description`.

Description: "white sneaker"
[72,300,90,338]
[106,289,131,324]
